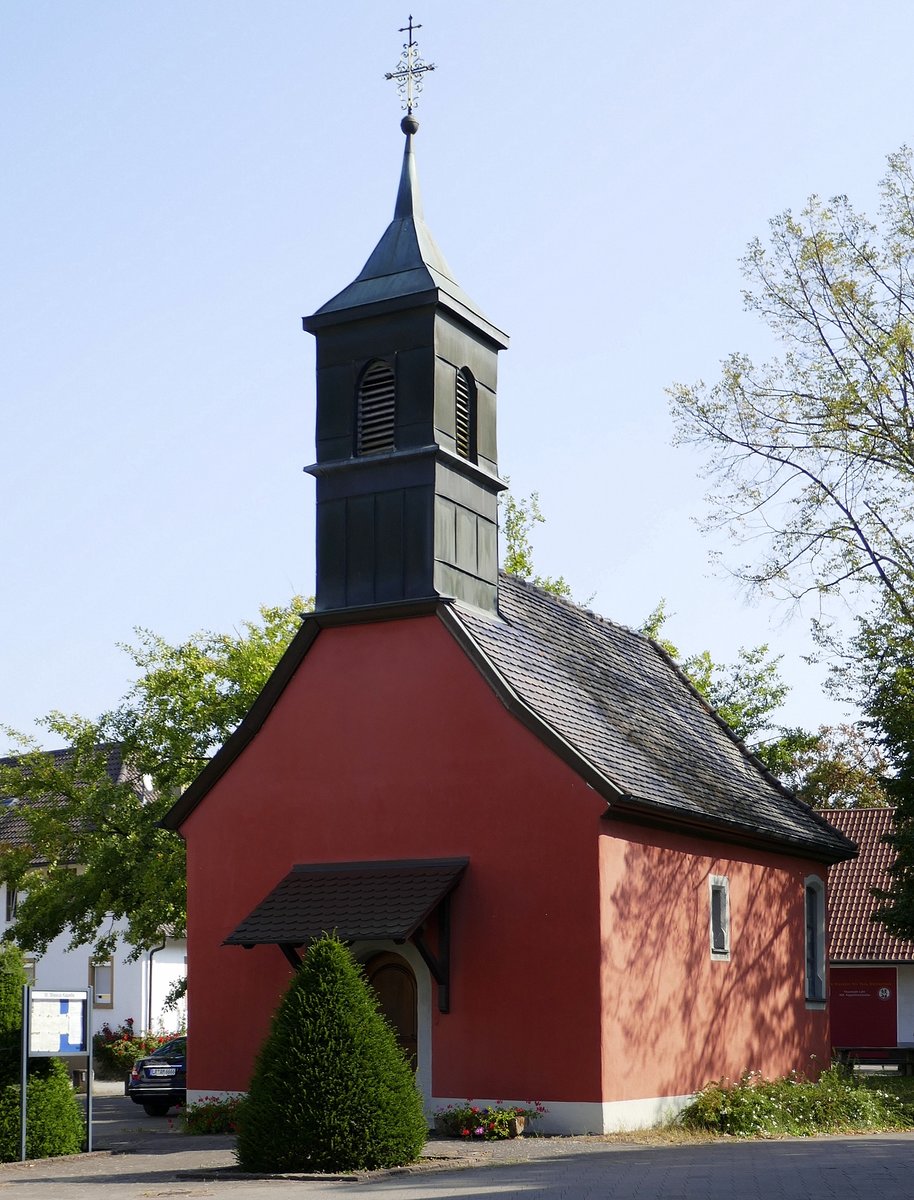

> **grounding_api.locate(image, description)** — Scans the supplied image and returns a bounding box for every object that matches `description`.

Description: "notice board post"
[21,988,92,1159]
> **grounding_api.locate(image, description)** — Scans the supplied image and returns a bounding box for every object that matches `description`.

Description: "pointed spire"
[303,22,506,346]
[394,117,423,222]
[306,117,507,346]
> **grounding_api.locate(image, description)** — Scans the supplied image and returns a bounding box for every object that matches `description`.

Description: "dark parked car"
[125,1036,186,1116]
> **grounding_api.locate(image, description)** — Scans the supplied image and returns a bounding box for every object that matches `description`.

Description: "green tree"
[236,936,427,1173]
[851,605,914,933]
[0,598,308,966]
[639,600,790,744]
[638,601,888,801]
[668,146,914,625]
[666,146,914,912]
[0,944,27,1080]
[500,488,574,599]
[781,722,890,809]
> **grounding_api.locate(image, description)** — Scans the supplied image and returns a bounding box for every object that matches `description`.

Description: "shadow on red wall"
[602,831,827,1101]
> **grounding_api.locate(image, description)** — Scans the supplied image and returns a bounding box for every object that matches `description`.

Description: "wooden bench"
[834,1046,914,1075]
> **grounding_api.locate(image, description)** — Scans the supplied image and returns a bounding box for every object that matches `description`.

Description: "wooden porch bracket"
[279,943,303,970]
[411,892,452,1013]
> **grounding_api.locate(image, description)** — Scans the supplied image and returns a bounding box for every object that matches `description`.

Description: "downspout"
[147,934,168,1033]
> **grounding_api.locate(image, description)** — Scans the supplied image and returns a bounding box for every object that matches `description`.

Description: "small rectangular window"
[90,960,114,1008]
[4,887,16,924]
[805,878,826,1003]
[709,875,730,960]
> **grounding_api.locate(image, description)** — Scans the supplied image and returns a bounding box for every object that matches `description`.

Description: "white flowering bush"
[680,1066,912,1137]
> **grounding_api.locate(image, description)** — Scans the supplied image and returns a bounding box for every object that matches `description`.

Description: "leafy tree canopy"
[778,722,889,809]
[639,600,789,745]
[668,146,914,626]
[500,487,574,599]
[0,598,309,963]
[668,146,914,922]
[639,601,887,807]
[851,602,914,934]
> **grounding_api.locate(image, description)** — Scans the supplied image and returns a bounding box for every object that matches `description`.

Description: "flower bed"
[434,1100,546,1140]
[181,1094,244,1135]
[680,1066,913,1137]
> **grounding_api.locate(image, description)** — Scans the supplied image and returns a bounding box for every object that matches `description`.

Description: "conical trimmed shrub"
[236,936,428,1173]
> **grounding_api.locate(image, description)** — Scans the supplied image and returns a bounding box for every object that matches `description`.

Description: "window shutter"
[455,369,472,459]
[357,363,396,455]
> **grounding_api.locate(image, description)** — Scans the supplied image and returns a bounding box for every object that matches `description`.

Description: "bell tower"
[303,26,508,614]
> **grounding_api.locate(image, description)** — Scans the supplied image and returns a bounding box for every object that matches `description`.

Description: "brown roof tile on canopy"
[225,858,468,947]
[824,807,914,963]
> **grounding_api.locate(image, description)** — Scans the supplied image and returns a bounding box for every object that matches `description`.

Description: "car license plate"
[148,1067,176,1076]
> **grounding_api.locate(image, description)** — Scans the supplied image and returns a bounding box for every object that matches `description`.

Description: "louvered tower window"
[455,368,476,460]
[357,361,396,455]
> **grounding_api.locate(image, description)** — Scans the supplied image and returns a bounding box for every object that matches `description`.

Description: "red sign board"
[831,967,897,1047]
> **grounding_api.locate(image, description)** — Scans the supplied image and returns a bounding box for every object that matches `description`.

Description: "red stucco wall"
[599,827,830,1100]
[181,611,832,1109]
[181,614,607,1102]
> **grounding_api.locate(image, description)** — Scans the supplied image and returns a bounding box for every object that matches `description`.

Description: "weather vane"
[384,16,435,115]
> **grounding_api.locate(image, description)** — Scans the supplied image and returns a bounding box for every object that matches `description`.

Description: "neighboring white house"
[0,746,187,1037]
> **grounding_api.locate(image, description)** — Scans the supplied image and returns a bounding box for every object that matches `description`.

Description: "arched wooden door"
[365,952,418,1067]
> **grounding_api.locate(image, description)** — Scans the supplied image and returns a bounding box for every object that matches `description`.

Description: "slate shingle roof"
[822,807,914,962]
[224,858,468,946]
[452,573,854,862]
[164,576,856,865]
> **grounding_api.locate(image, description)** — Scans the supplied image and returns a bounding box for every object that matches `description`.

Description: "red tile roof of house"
[824,807,914,963]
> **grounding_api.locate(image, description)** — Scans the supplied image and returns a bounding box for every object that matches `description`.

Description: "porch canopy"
[224,857,468,1011]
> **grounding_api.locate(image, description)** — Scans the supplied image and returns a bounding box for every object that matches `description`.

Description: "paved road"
[0,1093,910,1198]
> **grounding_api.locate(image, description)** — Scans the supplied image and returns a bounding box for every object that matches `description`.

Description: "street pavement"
[0,1088,911,1198]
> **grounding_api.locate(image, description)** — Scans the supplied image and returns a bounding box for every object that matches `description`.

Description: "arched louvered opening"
[455,368,476,461]
[357,361,396,455]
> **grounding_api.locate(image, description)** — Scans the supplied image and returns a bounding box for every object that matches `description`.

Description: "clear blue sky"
[2,1,911,753]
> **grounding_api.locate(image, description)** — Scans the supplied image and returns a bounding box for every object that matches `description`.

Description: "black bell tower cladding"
[303,120,509,614]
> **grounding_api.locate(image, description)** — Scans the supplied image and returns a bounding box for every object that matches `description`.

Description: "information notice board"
[20,987,93,1160]
[28,990,88,1057]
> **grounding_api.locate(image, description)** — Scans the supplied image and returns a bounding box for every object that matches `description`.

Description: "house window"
[4,887,17,924]
[805,876,826,1003]
[709,875,730,960]
[90,960,114,1008]
[356,361,396,455]
[455,368,477,461]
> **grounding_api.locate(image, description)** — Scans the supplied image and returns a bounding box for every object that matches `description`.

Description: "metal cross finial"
[384,15,435,115]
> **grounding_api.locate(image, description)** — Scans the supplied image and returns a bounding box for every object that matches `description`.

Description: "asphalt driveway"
[0,1091,910,1198]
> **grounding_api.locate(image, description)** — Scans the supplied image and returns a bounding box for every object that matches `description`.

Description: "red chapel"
[163,103,856,1134]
